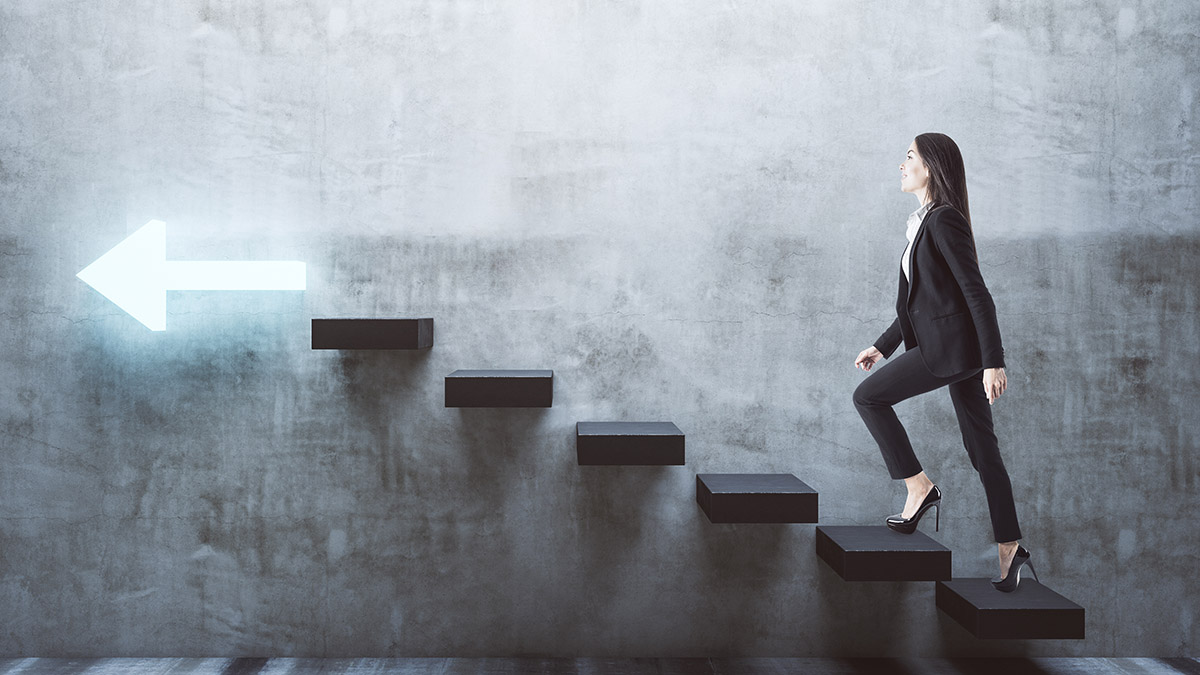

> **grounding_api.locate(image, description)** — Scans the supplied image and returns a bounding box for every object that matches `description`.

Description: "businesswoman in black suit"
[852,133,1036,592]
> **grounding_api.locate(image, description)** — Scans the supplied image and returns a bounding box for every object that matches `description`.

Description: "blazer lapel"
[906,205,945,308]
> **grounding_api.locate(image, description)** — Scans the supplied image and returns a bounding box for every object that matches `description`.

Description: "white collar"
[910,200,935,220]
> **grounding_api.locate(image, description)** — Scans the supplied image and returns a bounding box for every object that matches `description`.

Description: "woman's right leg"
[947,369,1023,545]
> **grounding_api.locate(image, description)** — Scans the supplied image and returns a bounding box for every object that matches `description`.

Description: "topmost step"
[312,318,433,349]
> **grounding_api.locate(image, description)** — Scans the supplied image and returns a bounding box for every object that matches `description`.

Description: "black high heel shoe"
[886,484,941,534]
[992,544,1039,592]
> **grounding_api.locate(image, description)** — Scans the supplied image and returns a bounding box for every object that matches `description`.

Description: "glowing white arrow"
[76,220,306,331]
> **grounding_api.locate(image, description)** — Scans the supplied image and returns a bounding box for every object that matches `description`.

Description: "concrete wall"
[2,0,1197,657]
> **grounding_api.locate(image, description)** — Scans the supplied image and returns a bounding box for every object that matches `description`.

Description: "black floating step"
[696,473,818,523]
[577,422,685,466]
[816,525,951,581]
[936,578,1085,639]
[445,370,553,408]
[311,318,433,349]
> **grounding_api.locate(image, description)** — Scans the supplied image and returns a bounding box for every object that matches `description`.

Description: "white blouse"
[901,200,935,282]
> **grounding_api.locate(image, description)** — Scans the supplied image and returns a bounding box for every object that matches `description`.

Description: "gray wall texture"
[2,0,1198,658]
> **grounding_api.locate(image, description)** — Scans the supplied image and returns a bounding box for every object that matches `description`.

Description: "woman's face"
[900,140,930,194]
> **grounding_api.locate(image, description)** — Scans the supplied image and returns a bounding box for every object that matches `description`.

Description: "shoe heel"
[1026,559,1039,583]
[934,504,939,532]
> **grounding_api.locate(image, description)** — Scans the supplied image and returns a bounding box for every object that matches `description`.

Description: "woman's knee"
[972,453,1011,478]
[853,381,876,408]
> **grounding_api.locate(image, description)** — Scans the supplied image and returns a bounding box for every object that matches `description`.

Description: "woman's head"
[900,132,971,226]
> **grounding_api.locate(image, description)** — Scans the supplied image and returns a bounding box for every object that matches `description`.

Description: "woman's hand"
[983,367,1007,404]
[855,346,884,372]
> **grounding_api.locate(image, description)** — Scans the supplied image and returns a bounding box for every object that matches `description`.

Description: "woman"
[851,133,1036,592]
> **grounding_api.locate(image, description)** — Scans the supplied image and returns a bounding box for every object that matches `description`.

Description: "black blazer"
[873,204,1005,377]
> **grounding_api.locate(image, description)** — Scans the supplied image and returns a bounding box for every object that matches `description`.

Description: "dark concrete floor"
[0,659,1198,674]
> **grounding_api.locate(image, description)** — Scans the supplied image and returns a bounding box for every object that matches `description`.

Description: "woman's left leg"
[853,346,969,480]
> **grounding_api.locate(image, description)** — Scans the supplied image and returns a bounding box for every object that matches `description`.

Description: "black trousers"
[852,345,1022,543]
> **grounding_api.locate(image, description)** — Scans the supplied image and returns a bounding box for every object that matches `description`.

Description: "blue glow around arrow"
[77,220,306,331]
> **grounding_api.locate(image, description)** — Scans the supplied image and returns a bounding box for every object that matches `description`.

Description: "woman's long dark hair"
[914,132,976,261]
[914,133,972,225]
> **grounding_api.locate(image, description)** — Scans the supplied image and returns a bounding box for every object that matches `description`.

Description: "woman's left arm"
[929,208,1006,371]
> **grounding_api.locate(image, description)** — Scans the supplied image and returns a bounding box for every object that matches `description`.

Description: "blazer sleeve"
[929,208,1006,369]
[873,317,902,359]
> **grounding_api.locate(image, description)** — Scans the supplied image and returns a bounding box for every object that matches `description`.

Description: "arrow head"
[77,219,167,331]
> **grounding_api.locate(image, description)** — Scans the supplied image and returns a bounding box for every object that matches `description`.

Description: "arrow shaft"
[164,261,306,290]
